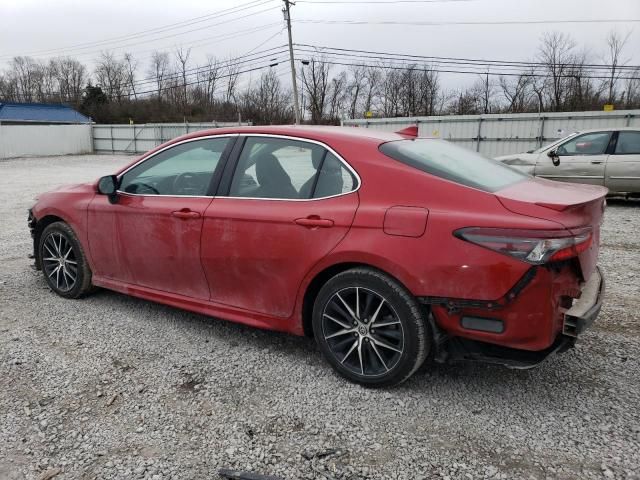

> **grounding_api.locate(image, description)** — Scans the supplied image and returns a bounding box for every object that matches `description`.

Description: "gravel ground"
[1,154,639,480]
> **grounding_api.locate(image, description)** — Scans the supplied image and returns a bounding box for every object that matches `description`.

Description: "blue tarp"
[0,102,91,124]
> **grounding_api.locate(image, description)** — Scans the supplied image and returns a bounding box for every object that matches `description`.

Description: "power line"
[118,27,285,73]
[131,50,288,90]
[294,43,640,71]
[0,0,276,59]
[0,4,279,61]
[295,56,640,81]
[119,59,283,98]
[101,23,284,68]
[295,18,640,26]
[127,33,287,88]
[293,48,551,76]
[43,7,279,61]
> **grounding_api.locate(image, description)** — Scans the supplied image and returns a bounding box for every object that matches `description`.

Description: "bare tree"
[381,67,402,117]
[301,58,331,123]
[149,51,170,101]
[347,66,366,119]
[448,88,481,115]
[499,73,533,113]
[224,57,240,104]
[473,72,495,114]
[0,72,18,101]
[94,52,127,101]
[416,66,440,116]
[242,69,291,124]
[327,71,348,121]
[9,56,43,102]
[363,66,382,115]
[51,57,86,104]
[123,53,138,100]
[603,30,631,104]
[175,47,191,110]
[203,55,220,107]
[538,32,577,111]
[623,68,640,108]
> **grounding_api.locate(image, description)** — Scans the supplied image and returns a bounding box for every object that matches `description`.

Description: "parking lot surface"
[1,154,639,480]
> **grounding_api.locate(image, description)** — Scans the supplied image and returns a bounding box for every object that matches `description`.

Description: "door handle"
[171,209,201,219]
[591,160,603,164]
[295,216,334,228]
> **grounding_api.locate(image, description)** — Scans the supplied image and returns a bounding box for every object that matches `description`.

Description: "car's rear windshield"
[379,139,528,192]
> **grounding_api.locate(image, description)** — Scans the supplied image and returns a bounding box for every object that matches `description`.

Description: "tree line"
[0,31,638,124]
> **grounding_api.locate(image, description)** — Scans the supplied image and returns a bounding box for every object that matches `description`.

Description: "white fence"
[92,122,251,154]
[342,110,640,157]
[0,124,92,159]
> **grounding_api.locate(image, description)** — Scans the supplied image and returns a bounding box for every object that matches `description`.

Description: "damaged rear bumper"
[562,266,604,337]
[425,266,605,369]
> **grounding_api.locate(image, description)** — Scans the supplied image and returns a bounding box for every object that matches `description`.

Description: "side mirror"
[97,175,120,204]
[547,149,561,166]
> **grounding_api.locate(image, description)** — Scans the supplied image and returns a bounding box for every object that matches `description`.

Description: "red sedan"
[28,126,606,386]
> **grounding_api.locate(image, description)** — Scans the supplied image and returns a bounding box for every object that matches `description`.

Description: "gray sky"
[1,0,639,91]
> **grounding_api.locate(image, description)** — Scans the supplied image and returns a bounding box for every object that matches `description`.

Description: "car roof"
[181,124,409,145]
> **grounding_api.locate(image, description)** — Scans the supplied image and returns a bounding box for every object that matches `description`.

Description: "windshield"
[379,139,528,193]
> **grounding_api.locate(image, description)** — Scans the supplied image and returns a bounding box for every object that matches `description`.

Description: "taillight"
[454,227,592,265]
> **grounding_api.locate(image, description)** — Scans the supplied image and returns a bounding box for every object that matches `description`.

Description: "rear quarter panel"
[305,145,561,301]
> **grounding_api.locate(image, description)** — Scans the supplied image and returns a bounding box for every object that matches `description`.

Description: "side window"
[313,152,357,198]
[229,137,324,199]
[614,131,640,155]
[120,137,230,196]
[556,132,611,156]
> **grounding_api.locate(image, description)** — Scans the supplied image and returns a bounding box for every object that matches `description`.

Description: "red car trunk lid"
[495,177,607,280]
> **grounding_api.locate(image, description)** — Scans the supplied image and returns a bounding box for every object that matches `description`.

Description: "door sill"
[92,276,298,334]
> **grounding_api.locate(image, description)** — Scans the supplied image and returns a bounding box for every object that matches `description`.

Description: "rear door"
[201,135,359,318]
[605,130,640,193]
[534,131,612,186]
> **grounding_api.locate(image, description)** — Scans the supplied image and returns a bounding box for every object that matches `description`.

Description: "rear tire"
[312,267,430,387]
[39,222,93,299]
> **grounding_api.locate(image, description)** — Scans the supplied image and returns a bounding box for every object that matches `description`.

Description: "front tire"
[312,267,430,387]
[39,222,93,299]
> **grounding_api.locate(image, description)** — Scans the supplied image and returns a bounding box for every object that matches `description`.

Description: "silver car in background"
[496,127,640,195]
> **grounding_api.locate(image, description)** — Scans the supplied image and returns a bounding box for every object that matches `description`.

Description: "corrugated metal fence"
[92,122,251,154]
[342,110,640,157]
[0,124,92,159]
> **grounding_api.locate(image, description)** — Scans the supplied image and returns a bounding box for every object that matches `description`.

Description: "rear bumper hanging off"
[424,266,605,369]
[562,266,605,337]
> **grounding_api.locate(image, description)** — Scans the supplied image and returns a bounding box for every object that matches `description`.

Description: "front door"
[535,131,612,186]
[88,135,234,299]
[201,135,360,318]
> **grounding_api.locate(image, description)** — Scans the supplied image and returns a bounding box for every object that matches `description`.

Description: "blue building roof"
[0,102,91,124]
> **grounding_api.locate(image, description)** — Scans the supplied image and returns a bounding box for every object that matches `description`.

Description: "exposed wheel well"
[33,215,65,267]
[302,262,407,337]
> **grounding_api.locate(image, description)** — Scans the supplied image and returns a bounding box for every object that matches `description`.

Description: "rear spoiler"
[395,125,418,138]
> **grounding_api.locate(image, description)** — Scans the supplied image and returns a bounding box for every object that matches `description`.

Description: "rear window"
[379,139,528,192]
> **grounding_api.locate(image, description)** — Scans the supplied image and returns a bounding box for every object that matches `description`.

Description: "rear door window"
[614,131,640,154]
[379,139,527,192]
[228,137,357,199]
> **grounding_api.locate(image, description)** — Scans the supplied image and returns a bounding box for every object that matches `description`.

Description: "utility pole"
[283,0,301,124]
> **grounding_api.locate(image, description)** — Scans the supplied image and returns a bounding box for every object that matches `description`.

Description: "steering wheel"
[133,182,160,194]
[172,172,201,195]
